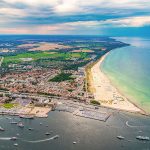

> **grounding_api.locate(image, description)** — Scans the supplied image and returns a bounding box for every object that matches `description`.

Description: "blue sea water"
[101,37,150,113]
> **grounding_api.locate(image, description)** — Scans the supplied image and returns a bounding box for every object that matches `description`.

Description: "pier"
[55,101,111,122]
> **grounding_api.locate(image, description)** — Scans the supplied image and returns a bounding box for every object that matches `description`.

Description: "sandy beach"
[90,53,144,113]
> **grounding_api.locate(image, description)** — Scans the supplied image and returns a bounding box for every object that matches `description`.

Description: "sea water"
[101,37,150,113]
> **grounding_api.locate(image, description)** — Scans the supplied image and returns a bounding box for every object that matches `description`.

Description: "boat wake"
[126,121,148,128]
[23,135,59,143]
[0,137,11,140]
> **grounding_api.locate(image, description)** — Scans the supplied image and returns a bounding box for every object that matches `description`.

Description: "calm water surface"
[0,111,150,150]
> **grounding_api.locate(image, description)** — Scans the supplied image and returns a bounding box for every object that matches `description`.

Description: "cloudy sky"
[0,0,150,36]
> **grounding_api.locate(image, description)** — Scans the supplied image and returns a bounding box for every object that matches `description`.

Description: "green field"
[49,72,74,82]
[3,52,88,65]
[3,103,14,109]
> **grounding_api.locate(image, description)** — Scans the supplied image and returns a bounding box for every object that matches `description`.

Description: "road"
[0,57,4,67]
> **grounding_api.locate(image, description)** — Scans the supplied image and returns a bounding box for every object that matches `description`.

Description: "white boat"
[117,136,125,140]
[45,132,51,135]
[0,126,5,131]
[28,128,34,130]
[136,136,150,141]
[17,122,24,128]
[73,141,77,144]
[14,143,18,146]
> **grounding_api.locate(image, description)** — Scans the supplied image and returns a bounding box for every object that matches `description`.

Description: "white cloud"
[5,0,58,7]
[104,16,150,27]
[2,0,150,15]
[0,8,27,17]
[1,15,150,34]
[53,16,150,29]
[54,0,83,14]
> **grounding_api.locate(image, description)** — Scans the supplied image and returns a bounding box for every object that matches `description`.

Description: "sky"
[0,0,150,36]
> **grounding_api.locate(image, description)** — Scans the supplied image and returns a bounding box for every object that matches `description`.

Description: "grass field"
[3,51,88,65]
[49,72,74,82]
[3,103,14,109]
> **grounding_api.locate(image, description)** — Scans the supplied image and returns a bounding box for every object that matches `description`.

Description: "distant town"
[0,36,128,118]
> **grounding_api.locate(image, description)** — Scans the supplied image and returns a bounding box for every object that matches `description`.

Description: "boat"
[10,121,18,124]
[117,136,125,140]
[95,106,99,109]
[45,132,51,135]
[40,123,42,125]
[6,117,11,120]
[19,115,34,119]
[73,141,77,144]
[136,136,150,141]
[17,122,24,128]
[10,137,17,141]
[0,126,5,131]
[28,128,34,130]
[14,143,18,146]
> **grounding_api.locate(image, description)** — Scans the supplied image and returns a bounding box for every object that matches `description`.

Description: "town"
[0,36,127,118]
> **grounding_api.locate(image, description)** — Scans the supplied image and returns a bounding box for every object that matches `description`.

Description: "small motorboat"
[10,121,18,124]
[45,132,51,135]
[19,115,34,119]
[28,128,34,130]
[136,136,150,141]
[117,136,125,140]
[10,137,17,141]
[14,143,18,146]
[0,126,5,131]
[73,141,77,144]
[17,122,24,128]
[6,117,11,120]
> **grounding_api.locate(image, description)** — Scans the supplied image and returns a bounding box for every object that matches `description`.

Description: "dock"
[55,102,111,122]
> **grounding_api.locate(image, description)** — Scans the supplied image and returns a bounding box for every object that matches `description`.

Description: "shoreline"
[89,52,146,115]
